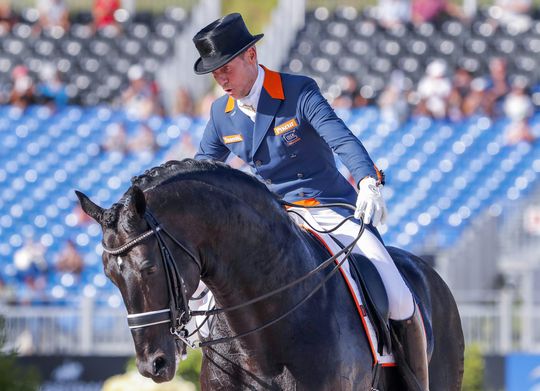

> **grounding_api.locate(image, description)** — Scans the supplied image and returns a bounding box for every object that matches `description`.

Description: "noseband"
[102,202,365,349]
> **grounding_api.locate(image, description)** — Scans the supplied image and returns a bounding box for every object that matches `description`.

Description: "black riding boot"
[390,306,429,391]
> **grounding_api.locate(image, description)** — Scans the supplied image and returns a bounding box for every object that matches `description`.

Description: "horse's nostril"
[153,355,167,376]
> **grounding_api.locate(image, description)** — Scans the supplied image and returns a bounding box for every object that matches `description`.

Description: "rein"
[103,202,364,349]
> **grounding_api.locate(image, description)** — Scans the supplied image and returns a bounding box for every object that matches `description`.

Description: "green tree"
[0,316,40,391]
[462,344,485,391]
[176,349,202,390]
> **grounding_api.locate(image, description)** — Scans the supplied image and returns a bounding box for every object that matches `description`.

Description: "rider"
[192,13,429,390]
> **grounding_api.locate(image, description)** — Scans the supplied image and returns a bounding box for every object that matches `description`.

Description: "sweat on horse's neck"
[146,179,317,308]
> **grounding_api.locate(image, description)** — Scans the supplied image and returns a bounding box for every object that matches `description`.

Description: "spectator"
[486,57,510,117]
[36,63,68,110]
[121,65,161,120]
[462,77,490,117]
[448,67,472,121]
[101,122,128,153]
[9,65,36,111]
[489,0,532,34]
[73,204,94,226]
[378,70,410,124]
[411,0,465,26]
[56,240,84,275]
[504,77,535,144]
[15,329,35,355]
[375,0,411,29]
[93,0,120,31]
[0,276,15,303]
[415,59,452,119]
[127,123,158,154]
[332,74,365,109]
[36,0,70,32]
[165,132,197,161]
[173,86,195,116]
[0,0,18,35]
[196,84,223,119]
[13,236,47,280]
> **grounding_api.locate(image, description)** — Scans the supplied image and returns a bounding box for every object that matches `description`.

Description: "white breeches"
[290,207,415,321]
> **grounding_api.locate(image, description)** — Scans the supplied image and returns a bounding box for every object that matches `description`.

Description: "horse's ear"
[75,190,104,224]
[126,185,146,219]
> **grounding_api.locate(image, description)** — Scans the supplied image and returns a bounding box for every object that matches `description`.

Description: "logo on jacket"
[274,118,298,136]
[282,130,301,146]
[223,134,244,144]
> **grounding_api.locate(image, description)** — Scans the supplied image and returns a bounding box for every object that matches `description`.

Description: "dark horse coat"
[77,159,464,390]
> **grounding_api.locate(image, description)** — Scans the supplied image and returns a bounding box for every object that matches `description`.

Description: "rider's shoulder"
[279,72,319,94]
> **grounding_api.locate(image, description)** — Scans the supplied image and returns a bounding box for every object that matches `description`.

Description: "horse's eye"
[141,261,157,274]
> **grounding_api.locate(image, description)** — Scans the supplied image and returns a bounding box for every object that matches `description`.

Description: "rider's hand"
[355,177,387,227]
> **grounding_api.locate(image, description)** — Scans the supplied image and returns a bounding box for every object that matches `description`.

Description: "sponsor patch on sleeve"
[223,134,244,144]
[274,119,298,136]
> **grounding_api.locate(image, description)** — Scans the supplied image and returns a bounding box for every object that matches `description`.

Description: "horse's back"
[387,246,465,391]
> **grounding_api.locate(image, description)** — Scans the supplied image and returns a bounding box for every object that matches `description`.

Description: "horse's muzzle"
[137,353,176,383]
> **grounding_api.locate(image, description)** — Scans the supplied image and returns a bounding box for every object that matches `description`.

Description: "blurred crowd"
[0,0,121,110]
[368,57,536,145]
[329,0,539,145]
[1,0,538,147]
[374,0,535,31]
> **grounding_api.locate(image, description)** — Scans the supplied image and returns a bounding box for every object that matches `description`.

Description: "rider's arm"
[298,79,381,185]
[194,111,230,162]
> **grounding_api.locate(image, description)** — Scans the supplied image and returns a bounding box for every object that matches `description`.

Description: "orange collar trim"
[225,96,235,113]
[261,65,285,100]
[224,65,284,113]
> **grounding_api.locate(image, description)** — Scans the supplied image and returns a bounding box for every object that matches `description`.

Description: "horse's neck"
[202,213,314,306]
[154,181,317,320]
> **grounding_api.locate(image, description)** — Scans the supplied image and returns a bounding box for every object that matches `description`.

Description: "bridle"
[102,202,365,349]
[102,210,200,341]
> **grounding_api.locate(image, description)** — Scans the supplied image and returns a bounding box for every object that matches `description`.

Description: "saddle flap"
[330,235,392,355]
[348,253,390,325]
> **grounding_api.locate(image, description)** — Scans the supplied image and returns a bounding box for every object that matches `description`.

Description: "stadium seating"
[0,104,538,304]
[284,7,540,101]
[0,7,187,105]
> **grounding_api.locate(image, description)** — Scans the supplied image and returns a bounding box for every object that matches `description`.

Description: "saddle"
[304,229,435,364]
[303,230,392,356]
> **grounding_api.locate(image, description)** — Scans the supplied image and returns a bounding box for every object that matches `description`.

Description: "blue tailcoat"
[195,67,381,206]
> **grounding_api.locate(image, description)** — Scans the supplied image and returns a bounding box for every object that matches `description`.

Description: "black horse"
[76,159,464,390]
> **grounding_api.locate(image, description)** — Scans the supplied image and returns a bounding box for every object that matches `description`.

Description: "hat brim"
[194,34,264,75]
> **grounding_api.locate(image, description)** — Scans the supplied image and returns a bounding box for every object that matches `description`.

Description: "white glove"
[355,177,387,227]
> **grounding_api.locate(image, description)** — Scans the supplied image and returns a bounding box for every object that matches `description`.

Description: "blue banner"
[506,353,540,391]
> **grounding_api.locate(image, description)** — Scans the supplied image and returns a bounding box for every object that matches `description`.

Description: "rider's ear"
[75,190,104,224]
[126,185,146,219]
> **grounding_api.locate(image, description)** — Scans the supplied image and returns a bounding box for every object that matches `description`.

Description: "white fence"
[2,297,540,356]
[1,298,133,355]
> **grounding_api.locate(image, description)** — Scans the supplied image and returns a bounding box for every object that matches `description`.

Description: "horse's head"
[76,186,201,383]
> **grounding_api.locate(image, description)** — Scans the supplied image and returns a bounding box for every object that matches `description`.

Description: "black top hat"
[193,13,264,75]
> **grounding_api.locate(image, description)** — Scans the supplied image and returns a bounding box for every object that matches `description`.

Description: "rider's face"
[212,47,258,100]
